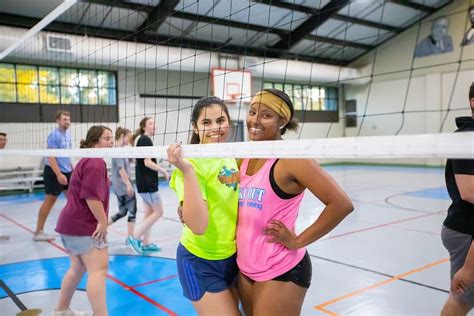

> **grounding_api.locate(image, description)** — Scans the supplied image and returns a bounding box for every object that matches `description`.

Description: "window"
[263,82,338,112]
[16,65,39,103]
[60,68,80,104]
[0,63,117,106]
[39,67,60,104]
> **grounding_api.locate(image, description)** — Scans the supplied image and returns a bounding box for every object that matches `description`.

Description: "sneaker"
[33,231,55,241]
[142,243,162,253]
[53,308,87,316]
[126,236,143,255]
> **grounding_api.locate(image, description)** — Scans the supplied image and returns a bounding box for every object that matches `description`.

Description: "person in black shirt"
[127,117,169,255]
[441,82,474,316]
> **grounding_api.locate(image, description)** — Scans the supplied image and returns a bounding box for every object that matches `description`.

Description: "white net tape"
[0,132,472,159]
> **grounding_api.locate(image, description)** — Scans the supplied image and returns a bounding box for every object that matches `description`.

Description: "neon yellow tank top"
[170,158,239,260]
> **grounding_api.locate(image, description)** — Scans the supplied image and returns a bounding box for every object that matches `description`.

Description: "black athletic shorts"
[243,251,312,289]
[272,251,312,288]
[43,165,71,196]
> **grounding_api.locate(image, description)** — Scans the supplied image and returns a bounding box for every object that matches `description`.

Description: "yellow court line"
[314,257,449,315]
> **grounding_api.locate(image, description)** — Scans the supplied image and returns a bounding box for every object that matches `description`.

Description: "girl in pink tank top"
[237,158,306,281]
[236,89,354,316]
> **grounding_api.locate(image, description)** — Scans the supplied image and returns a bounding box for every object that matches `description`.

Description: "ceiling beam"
[386,0,436,13]
[252,0,316,14]
[252,0,400,32]
[0,13,346,65]
[306,34,373,51]
[332,14,399,33]
[173,11,371,50]
[81,0,375,50]
[273,0,350,50]
[174,11,288,36]
[137,0,180,32]
[80,0,155,13]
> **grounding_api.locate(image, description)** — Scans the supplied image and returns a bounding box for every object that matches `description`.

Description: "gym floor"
[0,164,463,315]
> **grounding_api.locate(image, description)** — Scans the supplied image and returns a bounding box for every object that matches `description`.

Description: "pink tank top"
[236,158,306,281]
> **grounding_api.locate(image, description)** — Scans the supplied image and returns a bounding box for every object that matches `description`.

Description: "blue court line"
[0,181,169,205]
[0,255,195,315]
[0,192,46,205]
[404,187,450,200]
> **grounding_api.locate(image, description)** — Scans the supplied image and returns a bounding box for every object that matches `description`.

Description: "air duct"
[0,26,369,85]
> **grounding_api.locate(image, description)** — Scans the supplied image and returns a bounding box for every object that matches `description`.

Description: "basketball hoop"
[211,69,251,104]
[226,83,241,102]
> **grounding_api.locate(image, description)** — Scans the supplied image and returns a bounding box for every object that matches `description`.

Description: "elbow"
[188,223,207,235]
[144,159,151,168]
[183,213,208,235]
[342,199,354,215]
[192,228,206,236]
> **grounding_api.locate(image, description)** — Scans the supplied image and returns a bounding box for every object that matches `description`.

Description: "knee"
[118,207,128,217]
[127,212,136,223]
[149,209,162,220]
[442,295,472,316]
[88,266,108,279]
[154,206,163,217]
[70,263,86,276]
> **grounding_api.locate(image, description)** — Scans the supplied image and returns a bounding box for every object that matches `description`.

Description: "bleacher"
[0,159,174,193]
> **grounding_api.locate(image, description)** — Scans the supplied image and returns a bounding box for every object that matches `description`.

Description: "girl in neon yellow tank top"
[168,97,240,316]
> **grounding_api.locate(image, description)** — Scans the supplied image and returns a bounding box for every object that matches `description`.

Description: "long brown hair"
[80,125,112,148]
[133,117,152,145]
[115,127,132,141]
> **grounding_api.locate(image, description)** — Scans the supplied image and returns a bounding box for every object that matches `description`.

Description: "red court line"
[107,275,177,316]
[0,213,66,253]
[323,210,446,240]
[0,212,177,315]
[108,227,127,236]
[131,275,178,288]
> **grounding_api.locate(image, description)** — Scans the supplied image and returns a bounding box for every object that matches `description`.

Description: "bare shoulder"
[279,158,321,175]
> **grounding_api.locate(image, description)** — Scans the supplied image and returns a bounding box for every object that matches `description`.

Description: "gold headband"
[250,91,291,122]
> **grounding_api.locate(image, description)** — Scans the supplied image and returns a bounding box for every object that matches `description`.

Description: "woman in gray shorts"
[54,126,114,316]
[127,117,170,255]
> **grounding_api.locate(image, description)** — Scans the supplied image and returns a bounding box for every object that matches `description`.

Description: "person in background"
[441,83,474,316]
[127,117,169,254]
[33,110,73,241]
[108,127,137,241]
[0,132,9,240]
[0,132,6,149]
[54,125,114,316]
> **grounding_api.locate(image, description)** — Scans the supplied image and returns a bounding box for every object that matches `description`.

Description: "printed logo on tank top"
[239,187,266,211]
[217,166,240,191]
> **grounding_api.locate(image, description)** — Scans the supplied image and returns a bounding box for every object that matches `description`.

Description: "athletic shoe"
[142,243,162,253]
[126,236,143,255]
[53,308,87,316]
[33,231,55,241]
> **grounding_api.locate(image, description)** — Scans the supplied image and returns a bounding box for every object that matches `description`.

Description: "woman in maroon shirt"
[54,125,114,316]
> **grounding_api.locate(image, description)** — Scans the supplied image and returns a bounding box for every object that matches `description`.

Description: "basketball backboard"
[211,69,252,103]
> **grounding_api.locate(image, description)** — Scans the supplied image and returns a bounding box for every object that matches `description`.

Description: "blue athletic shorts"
[176,243,238,301]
